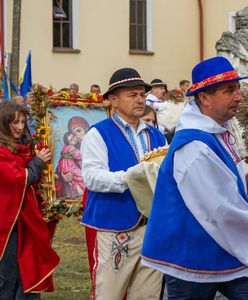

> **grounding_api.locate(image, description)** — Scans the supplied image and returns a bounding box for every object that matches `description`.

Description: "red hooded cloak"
[0,144,60,293]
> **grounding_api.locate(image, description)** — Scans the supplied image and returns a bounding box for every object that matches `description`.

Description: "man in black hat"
[80,68,165,299]
[146,78,168,111]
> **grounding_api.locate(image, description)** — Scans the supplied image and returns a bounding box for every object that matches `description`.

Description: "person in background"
[24,92,37,136]
[157,89,187,144]
[90,84,101,96]
[81,67,165,300]
[0,102,60,299]
[141,105,158,128]
[146,79,168,111]
[178,79,190,97]
[146,79,169,135]
[25,92,34,107]
[142,56,248,300]
[59,87,70,93]
[12,95,25,105]
[69,83,80,97]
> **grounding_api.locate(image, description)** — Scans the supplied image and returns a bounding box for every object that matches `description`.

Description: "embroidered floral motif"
[110,232,132,273]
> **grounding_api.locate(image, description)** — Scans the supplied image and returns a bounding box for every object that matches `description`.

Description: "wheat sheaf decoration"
[236,82,248,159]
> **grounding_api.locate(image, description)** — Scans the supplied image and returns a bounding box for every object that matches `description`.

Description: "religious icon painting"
[50,106,109,201]
[30,85,111,222]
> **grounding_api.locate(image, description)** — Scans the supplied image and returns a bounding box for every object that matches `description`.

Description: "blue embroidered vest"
[142,129,247,273]
[82,118,165,231]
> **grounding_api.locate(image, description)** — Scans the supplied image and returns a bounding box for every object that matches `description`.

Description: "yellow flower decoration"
[61,91,70,99]
[37,126,50,139]
[43,163,53,175]
[91,92,98,102]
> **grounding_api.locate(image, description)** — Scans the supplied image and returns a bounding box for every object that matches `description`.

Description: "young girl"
[0,102,60,299]
[141,105,158,128]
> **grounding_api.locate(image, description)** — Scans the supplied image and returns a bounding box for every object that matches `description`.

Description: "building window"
[53,0,73,49]
[130,0,147,51]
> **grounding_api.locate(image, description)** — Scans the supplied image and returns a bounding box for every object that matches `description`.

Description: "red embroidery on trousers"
[90,238,98,300]
[111,232,131,273]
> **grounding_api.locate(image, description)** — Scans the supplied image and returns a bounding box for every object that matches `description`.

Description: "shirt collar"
[146,93,160,101]
[115,113,148,134]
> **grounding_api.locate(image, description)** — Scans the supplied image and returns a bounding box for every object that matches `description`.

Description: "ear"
[198,91,210,107]
[108,94,118,108]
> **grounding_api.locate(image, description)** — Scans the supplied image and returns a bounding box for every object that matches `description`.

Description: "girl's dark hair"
[0,101,33,152]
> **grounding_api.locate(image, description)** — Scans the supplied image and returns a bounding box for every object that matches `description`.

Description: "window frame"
[52,0,80,53]
[129,0,153,55]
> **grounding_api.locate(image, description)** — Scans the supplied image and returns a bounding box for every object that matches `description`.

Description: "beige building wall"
[4,0,248,93]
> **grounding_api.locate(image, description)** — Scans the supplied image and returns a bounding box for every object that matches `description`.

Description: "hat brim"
[186,76,248,97]
[103,81,151,99]
[151,83,167,88]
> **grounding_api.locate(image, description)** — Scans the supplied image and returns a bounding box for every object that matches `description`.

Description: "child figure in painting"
[57,131,86,198]
[0,102,60,299]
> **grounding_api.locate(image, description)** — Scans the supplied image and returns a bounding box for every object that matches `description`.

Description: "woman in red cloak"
[0,102,60,299]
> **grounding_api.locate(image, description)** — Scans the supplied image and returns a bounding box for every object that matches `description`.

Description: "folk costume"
[142,56,248,299]
[81,68,165,300]
[145,79,168,112]
[0,142,60,298]
[82,115,165,230]
[146,93,168,111]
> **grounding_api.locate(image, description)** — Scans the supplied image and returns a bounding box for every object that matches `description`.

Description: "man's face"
[199,81,242,125]
[110,86,146,122]
[181,82,190,93]
[151,86,166,99]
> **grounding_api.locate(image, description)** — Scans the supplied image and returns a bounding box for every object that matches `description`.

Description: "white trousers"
[90,225,163,300]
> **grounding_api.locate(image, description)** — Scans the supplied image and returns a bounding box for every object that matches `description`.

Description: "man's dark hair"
[90,84,100,90]
[179,80,190,87]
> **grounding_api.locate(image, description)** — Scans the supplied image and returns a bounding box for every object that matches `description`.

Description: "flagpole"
[0,0,4,70]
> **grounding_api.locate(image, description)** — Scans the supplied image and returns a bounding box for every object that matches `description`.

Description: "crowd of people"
[1,55,248,300]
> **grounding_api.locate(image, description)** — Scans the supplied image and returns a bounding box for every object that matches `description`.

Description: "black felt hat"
[150,79,167,87]
[103,68,151,99]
